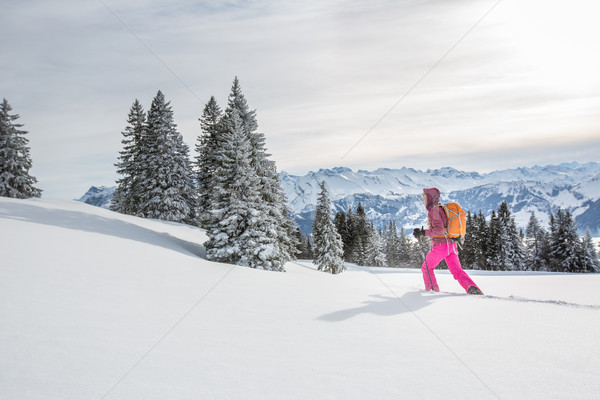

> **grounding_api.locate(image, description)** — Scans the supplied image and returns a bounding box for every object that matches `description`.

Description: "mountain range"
[78,162,600,235]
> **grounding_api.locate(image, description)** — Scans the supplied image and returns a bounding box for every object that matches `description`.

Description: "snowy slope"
[1,197,599,399]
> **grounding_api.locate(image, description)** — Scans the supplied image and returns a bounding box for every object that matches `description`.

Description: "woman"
[413,187,483,295]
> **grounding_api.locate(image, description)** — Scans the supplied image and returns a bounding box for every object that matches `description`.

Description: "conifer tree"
[398,227,414,267]
[334,211,350,257]
[365,222,386,267]
[295,231,313,260]
[461,211,478,269]
[343,206,357,261]
[485,210,500,270]
[205,108,284,270]
[137,91,196,224]
[496,202,525,270]
[195,96,222,227]
[350,202,369,265]
[0,99,41,198]
[525,212,549,271]
[383,221,399,267]
[474,211,489,269]
[549,209,586,272]
[312,181,345,274]
[223,77,298,264]
[111,99,146,214]
[582,229,600,272]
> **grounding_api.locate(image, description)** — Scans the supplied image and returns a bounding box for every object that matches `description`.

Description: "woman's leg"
[444,243,479,292]
[421,245,445,291]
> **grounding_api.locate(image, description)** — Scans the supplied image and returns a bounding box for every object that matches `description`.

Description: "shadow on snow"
[318,291,456,322]
[0,202,206,259]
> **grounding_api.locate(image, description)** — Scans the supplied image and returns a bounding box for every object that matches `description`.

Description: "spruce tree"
[223,77,298,265]
[582,229,599,273]
[549,209,586,272]
[383,221,399,267]
[496,202,525,271]
[111,99,146,215]
[397,227,413,267]
[137,91,196,224]
[295,230,313,260]
[205,108,284,270]
[334,211,349,257]
[195,96,222,227]
[350,202,369,265]
[365,222,386,267]
[0,99,41,198]
[461,211,478,269]
[474,211,489,269]
[312,181,345,274]
[525,212,549,271]
[486,210,500,270]
[343,207,357,261]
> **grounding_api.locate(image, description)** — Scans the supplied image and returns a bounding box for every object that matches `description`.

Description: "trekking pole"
[417,235,434,292]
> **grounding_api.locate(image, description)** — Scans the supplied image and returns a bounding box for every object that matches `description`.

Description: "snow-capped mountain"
[78,162,600,235]
[281,162,600,234]
[77,186,115,209]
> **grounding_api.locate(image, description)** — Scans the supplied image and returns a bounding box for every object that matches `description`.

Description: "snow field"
[1,198,599,399]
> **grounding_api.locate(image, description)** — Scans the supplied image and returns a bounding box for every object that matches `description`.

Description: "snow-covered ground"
[1,197,599,399]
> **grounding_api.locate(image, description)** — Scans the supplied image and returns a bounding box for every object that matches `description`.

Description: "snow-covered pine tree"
[334,210,350,258]
[195,96,222,227]
[549,209,586,272]
[525,212,549,271]
[301,233,314,260]
[223,77,298,265]
[461,211,478,269]
[0,99,41,198]
[111,99,146,215]
[205,108,285,271]
[312,181,345,274]
[582,229,599,272]
[474,211,489,269]
[383,221,398,267]
[496,202,525,271]
[349,202,369,265]
[365,222,386,267]
[398,227,414,267]
[343,207,357,261]
[485,210,500,270]
[137,91,196,224]
[294,229,313,260]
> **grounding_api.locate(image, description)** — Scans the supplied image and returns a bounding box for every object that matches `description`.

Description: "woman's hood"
[423,187,441,210]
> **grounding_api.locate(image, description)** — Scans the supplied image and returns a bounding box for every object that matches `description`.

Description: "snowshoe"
[467,286,484,295]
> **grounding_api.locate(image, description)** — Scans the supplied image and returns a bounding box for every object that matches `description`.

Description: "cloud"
[2,0,600,197]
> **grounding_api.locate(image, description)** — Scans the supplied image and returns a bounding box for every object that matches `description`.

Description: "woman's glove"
[412,227,425,239]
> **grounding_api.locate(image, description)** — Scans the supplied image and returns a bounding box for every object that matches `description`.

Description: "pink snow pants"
[421,243,478,293]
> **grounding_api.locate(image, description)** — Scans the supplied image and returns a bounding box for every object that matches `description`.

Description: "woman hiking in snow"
[413,187,483,295]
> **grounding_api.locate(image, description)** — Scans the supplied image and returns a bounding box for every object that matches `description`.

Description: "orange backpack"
[437,202,467,239]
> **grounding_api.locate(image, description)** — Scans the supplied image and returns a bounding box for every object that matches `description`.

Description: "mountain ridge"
[78,162,600,235]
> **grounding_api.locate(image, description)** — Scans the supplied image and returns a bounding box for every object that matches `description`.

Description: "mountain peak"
[77,186,115,209]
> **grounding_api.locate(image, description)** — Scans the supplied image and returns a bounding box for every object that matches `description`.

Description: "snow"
[1,197,599,399]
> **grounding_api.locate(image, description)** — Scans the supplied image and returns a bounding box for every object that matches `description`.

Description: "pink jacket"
[423,188,449,246]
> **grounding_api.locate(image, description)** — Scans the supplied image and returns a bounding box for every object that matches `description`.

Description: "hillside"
[2,197,599,399]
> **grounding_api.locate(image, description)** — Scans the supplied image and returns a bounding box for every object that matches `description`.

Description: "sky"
[2,0,600,199]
